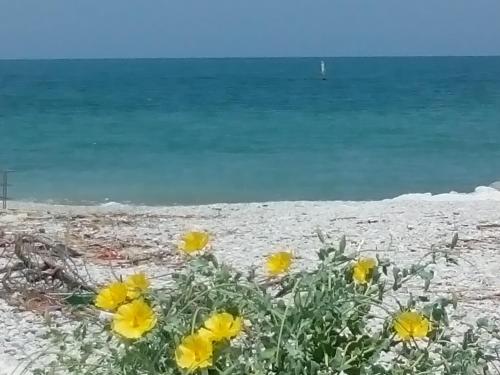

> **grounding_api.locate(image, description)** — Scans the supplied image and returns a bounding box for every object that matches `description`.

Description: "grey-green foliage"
[34,238,499,375]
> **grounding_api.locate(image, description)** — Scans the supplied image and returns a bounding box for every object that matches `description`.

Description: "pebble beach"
[1,187,500,374]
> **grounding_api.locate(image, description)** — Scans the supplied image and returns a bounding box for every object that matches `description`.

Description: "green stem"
[275,279,300,367]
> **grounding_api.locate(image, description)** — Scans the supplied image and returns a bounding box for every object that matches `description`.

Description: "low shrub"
[35,232,499,375]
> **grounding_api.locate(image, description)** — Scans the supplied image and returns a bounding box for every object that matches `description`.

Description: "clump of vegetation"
[35,231,499,374]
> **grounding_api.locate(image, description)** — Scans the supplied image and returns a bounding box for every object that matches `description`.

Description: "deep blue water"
[1,57,500,205]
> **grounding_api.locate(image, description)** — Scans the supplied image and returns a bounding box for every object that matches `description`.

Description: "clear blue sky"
[1,0,499,59]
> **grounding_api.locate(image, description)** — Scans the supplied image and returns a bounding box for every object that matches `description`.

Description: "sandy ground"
[1,187,500,374]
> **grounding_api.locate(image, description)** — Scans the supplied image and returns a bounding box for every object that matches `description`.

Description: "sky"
[1,0,499,59]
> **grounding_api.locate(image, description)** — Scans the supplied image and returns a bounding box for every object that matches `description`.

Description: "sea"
[1,57,500,205]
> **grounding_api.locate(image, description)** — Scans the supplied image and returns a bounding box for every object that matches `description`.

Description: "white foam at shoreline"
[96,185,500,205]
[391,186,500,202]
[99,201,131,208]
[8,184,500,211]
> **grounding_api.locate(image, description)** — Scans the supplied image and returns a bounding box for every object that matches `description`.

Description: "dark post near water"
[1,169,14,209]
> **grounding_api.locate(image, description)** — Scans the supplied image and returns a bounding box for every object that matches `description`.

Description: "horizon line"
[1,54,500,62]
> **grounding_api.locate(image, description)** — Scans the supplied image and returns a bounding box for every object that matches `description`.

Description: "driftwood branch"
[0,234,95,294]
[21,234,82,258]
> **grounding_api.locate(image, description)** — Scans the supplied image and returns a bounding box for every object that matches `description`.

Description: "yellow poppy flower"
[112,299,157,339]
[352,257,377,284]
[95,282,128,311]
[266,251,293,276]
[175,333,213,371]
[124,272,150,299]
[394,311,430,341]
[197,327,216,341]
[201,312,243,342]
[179,231,209,254]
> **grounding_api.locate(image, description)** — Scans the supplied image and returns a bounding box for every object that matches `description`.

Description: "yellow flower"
[112,299,157,339]
[125,272,150,299]
[201,312,243,342]
[266,251,293,276]
[197,327,216,341]
[394,311,430,341]
[95,282,128,311]
[352,257,377,284]
[175,333,213,371]
[179,231,209,254]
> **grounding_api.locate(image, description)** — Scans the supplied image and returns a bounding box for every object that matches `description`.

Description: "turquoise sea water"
[1,57,500,205]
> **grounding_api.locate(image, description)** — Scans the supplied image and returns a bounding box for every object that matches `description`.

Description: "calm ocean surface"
[1,57,500,205]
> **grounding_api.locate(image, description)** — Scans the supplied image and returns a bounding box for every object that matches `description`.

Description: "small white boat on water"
[320,60,326,80]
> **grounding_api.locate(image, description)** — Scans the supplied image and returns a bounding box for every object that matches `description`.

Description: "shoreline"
[5,185,500,212]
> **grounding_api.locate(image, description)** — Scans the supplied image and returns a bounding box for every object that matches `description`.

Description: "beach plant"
[33,231,499,375]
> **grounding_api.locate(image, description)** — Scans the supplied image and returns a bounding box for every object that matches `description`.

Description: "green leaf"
[261,348,276,359]
[339,235,347,254]
[316,229,326,244]
[392,266,400,279]
[451,293,458,309]
[450,233,459,249]
[64,293,95,306]
[476,317,489,328]
[424,278,431,292]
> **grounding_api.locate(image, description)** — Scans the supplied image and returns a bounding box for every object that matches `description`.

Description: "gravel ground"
[1,187,500,373]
